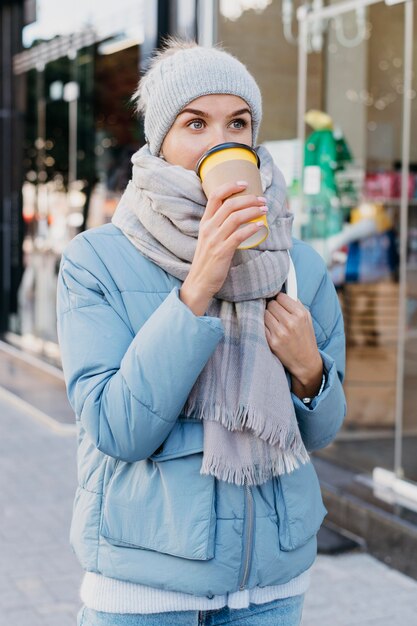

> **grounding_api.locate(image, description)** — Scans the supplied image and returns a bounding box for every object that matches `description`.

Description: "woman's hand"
[264,292,323,400]
[180,181,268,316]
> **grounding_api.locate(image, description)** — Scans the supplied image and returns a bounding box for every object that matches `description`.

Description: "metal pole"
[2,0,24,332]
[296,3,309,237]
[304,0,381,23]
[1,4,13,330]
[175,0,197,39]
[297,5,308,152]
[35,67,45,219]
[394,0,413,479]
[139,0,158,72]
[197,0,218,46]
[68,98,78,188]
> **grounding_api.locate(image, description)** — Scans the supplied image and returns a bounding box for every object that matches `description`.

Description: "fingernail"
[237,180,248,186]
[257,196,267,202]
[260,206,268,213]
[256,221,265,227]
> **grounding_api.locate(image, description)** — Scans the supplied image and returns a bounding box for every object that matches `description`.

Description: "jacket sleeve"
[57,243,224,463]
[292,271,347,452]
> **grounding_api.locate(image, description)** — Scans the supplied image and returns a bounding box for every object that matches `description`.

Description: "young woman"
[57,39,346,626]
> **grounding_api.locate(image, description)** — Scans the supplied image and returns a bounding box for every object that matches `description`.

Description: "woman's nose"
[207,127,228,148]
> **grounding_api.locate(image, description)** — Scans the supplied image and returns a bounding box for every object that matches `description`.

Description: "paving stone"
[14,575,56,607]
[0,588,29,612]
[4,606,45,626]
[35,601,80,616]
[302,553,417,625]
[0,395,82,624]
[344,613,417,626]
[42,614,77,626]
[42,573,82,605]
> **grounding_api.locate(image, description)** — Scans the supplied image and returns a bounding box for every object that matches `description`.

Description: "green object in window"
[304,129,352,195]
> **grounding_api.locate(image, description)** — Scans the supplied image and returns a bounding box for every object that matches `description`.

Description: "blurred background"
[1,0,417,624]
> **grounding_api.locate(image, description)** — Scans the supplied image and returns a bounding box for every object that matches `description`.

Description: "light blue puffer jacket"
[56,223,346,598]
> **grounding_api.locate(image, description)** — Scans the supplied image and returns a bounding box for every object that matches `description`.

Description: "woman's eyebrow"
[178,108,209,118]
[227,108,251,118]
[177,107,251,118]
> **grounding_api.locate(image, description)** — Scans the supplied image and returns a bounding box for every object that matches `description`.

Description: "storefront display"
[294,0,416,502]
[10,0,144,350]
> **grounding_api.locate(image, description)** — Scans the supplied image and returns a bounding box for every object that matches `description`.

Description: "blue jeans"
[77,594,304,625]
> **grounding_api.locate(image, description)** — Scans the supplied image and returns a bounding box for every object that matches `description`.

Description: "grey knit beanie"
[136,44,262,156]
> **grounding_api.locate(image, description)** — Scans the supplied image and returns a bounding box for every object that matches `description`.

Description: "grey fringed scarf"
[112,144,309,485]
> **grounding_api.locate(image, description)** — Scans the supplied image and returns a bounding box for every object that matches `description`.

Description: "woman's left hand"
[264,292,323,400]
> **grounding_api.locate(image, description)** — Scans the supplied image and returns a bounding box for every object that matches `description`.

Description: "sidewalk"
[303,553,417,625]
[0,388,80,626]
[1,388,417,625]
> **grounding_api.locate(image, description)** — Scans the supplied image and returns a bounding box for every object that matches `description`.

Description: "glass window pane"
[15,3,143,352]
[298,1,408,481]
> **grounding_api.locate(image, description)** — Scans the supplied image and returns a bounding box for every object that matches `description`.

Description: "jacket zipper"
[239,483,254,590]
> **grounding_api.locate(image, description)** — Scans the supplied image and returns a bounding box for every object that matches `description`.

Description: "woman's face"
[160,94,253,171]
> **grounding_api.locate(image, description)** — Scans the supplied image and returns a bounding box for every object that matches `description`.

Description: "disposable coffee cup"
[196,142,269,250]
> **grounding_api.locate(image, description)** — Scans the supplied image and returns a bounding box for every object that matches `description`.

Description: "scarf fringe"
[184,400,299,448]
[200,448,310,486]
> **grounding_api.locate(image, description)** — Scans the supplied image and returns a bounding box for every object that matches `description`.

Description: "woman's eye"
[230,118,247,129]
[189,120,204,130]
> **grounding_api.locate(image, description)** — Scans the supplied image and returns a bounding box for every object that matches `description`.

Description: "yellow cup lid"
[196,142,260,179]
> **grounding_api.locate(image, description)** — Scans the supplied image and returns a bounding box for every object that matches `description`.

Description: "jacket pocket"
[274,461,327,551]
[100,444,216,561]
[149,419,203,461]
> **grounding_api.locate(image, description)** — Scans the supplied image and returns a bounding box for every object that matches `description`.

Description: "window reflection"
[17,3,143,349]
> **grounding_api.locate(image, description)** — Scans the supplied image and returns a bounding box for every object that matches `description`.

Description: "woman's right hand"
[180,181,268,316]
